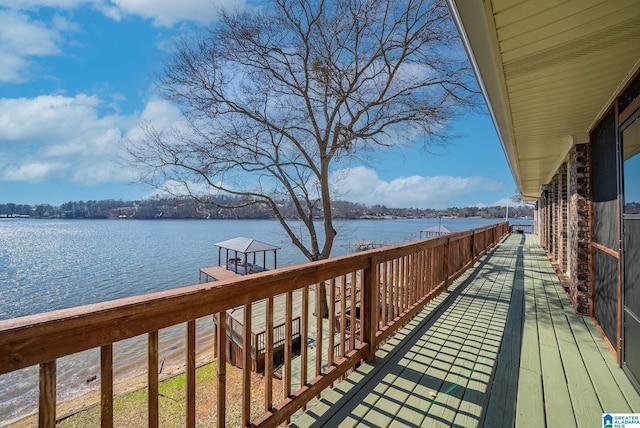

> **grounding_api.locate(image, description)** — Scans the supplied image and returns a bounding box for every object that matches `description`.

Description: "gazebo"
[420,224,458,239]
[215,237,280,275]
[199,237,280,283]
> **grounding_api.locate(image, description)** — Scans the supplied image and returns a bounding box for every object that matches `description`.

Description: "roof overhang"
[447,0,640,200]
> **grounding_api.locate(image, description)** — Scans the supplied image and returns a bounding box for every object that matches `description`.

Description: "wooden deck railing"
[510,223,534,233]
[218,310,302,366]
[254,316,301,359]
[0,222,509,427]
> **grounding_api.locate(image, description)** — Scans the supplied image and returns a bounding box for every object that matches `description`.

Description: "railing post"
[216,312,227,428]
[186,320,196,428]
[444,237,450,292]
[363,257,377,363]
[471,231,476,263]
[242,304,252,426]
[101,345,113,428]
[39,360,56,428]
[148,331,159,428]
[265,296,274,411]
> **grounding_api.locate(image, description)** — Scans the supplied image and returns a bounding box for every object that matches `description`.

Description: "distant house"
[447,0,640,391]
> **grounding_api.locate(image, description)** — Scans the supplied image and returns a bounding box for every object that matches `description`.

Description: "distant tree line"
[0,197,533,220]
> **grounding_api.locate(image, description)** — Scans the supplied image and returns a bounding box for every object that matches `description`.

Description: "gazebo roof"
[215,237,280,254]
[420,225,458,234]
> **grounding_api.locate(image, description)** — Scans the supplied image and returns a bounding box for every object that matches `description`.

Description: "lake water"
[0,217,521,424]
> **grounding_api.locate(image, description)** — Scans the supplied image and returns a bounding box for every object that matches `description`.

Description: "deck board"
[529,250,576,428]
[517,249,545,427]
[199,266,241,282]
[290,234,640,428]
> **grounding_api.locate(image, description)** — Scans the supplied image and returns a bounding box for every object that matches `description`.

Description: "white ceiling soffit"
[447,0,640,200]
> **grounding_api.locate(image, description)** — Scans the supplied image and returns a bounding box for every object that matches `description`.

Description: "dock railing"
[217,310,302,370]
[0,222,509,428]
[510,223,534,234]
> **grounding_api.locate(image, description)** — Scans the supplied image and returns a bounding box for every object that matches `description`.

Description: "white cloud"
[2,161,70,182]
[123,97,183,143]
[0,94,136,184]
[0,0,246,83]
[111,0,245,27]
[490,197,528,208]
[0,9,64,82]
[0,0,245,27]
[0,94,197,187]
[51,14,80,32]
[331,166,503,209]
[139,98,182,123]
[0,0,95,8]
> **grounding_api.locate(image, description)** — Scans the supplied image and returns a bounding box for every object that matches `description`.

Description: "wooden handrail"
[510,223,534,233]
[0,222,510,426]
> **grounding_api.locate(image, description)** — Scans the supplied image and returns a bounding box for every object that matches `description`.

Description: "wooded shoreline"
[1,196,533,220]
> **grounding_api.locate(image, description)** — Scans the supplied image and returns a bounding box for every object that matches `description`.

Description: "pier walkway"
[291,234,640,427]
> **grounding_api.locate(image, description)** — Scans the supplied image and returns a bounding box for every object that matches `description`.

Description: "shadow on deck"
[291,234,640,427]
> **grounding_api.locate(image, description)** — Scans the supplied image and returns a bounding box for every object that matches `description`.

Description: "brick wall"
[540,189,549,249]
[558,163,568,273]
[569,143,591,315]
[550,174,558,260]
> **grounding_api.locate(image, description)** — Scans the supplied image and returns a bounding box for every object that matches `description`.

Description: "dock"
[351,241,389,251]
[199,266,242,282]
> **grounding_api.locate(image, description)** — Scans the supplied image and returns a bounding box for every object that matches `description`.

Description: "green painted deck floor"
[290,233,640,427]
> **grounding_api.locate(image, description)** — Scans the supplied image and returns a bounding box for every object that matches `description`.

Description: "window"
[623,116,640,215]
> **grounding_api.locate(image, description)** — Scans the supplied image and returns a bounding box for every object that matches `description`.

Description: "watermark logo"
[603,413,640,428]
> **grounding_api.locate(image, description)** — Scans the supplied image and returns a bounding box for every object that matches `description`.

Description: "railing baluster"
[471,230,476,262]
[387,262,392,323]
[39,360,56,428]
[101,345,113,428]
[216,312,226,428]
[284,291,293,398]
[382,261,388,326]
[425,248,436,293]
[431,248,436,291]
[265,296,274,411]
[148,330,159,428]
[419,250,427,298]
[328,278,336,367]
[242,303,252,426]
[363,259,377,362]
[358,270,364,344]
[410,254,415,304]
[396,258,407,313]
[316,282,323,377]
[414,252,420,299]
[404,255,410,309]
[349,272,356,352]
[301,285,309,386]
[340,275,347,357]
[390,260,396,320]
[412,253,418,303]
[399,256,405,312]
[444,237,450,291]
[186,320,196,428]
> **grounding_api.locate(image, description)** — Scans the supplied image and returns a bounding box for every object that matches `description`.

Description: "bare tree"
[126,0,477,275]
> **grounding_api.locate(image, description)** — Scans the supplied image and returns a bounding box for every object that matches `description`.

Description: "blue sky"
[0,1,517,209]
